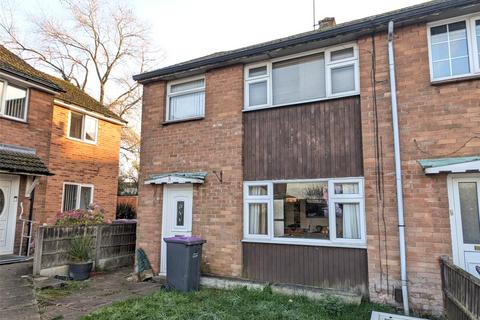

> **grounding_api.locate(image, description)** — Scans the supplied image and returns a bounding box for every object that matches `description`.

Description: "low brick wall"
[33,223,136,276]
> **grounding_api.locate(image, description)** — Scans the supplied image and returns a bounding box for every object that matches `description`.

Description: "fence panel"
[440,256,480,320]
[33,223,136,276]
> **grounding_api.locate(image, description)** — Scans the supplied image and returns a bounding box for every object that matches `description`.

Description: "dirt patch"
[36,267,163,320]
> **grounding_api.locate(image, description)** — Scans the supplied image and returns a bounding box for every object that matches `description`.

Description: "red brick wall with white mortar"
[359,22,480,315]
[137,65,244,276]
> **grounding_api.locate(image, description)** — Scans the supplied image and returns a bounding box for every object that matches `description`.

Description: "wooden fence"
[440,256,480,320]
[33,223,136,276]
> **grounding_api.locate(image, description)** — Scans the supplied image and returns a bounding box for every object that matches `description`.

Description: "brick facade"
[137,65,244,276]
[137,14,480,318]
[359,22,480,315]
[43,104,121,224]
[0,89,54,253]
[0,89,121,253]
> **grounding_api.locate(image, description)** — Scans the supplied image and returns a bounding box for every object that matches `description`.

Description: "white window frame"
[61,182,94,211]
[427,14,480,82]
[67,111,98,144]
[0,79,29,122]
[243,177,366,248]
[165,75,205,122]
[243,43,360,111]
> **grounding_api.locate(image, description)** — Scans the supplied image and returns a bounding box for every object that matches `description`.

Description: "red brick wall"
[359,22,480,315]
[43,104,121,224]
[0,89,54,246]
[137,65,244,275]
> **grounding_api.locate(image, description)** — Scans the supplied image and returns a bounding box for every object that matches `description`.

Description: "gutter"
[387,21,409,315]
[134,0,479,82]
[54,99,127,126]
[0,70,61,94]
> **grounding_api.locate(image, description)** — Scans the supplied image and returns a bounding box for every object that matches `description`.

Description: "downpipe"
[387,20,410,316]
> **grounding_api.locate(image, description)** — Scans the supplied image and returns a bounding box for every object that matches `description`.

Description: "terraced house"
[0,46,125,262]
[134,0,480,315]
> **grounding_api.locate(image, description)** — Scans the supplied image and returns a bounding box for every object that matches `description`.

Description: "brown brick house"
[0,46,125,261]
[134,0,480,316]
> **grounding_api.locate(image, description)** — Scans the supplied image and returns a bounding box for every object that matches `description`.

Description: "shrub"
[69,236,94,262]
[55,203,106,226]
[116,203,136,219]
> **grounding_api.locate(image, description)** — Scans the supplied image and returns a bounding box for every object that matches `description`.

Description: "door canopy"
[418,156,480,175]
[144,172,207,185]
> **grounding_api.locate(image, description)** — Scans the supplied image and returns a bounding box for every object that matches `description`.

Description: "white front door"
[449,175,480,278]
[0,175,20,255]
[160,184,193,275]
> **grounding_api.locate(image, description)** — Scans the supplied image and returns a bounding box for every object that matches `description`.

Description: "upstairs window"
[68,111,98,143]
[166,76,205,121]
[428,15,480,81]
[0,81,28,121]
[62,183,94,211]
[244,43,359,110]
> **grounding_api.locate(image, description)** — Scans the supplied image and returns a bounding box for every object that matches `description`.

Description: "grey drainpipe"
[387,20,410,315]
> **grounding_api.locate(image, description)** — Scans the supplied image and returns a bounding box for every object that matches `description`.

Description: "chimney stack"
[318,17,336,30]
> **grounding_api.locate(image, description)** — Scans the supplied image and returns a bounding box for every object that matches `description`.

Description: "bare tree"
[1,0,152,109]
[0,0,161,178]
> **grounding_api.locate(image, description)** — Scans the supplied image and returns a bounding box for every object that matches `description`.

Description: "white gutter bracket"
[388,20,410,316]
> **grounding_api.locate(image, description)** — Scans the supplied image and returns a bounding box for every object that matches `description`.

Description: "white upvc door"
[448,175,480,278]
[160,184,193,275]
[0,175,20,255]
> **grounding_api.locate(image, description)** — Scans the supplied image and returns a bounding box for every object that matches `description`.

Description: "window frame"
[67,111,98,144]
[243,43,360,111]
[61,182,94,211]
[243,178,366,248]
[427,14,480,82]
[165,75,206,122]
[0,80,29,122]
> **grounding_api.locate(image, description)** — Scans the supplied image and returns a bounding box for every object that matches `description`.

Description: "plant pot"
[69,261,93,281]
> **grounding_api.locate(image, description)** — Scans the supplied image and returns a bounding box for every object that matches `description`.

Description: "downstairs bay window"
[243,178,365,247]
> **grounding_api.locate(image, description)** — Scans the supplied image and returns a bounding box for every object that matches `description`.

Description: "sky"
[136,0,427,67]
[13,0,427,68]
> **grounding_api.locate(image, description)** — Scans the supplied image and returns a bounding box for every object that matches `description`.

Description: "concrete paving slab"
[0,261,40,320]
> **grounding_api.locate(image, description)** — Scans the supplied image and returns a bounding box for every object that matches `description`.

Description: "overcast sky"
[138,0,427,67]
[16,0,427,68]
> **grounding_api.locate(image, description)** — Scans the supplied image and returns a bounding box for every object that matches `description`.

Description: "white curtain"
[342,203,360,239]
[169,91,204,120]
[249,186,267,235]
[272,53,325,105]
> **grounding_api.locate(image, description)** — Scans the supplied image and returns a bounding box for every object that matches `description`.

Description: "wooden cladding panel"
[243,242,368,295]
[243,96,363,181]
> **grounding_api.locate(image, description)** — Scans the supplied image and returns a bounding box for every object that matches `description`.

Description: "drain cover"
[371,312,427,320]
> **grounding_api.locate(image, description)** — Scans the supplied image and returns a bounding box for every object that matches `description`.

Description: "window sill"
[66,136,98,145]
[243,93,360,113]
[162,116,205,126]
[0,114,28,124]
[431,74,480,85]
[242,238,367,249]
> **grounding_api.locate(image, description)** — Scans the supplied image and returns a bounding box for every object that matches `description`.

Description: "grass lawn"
[82,286,396,320]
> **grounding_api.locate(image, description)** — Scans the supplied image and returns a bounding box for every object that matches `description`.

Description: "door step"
[200,275,362,305]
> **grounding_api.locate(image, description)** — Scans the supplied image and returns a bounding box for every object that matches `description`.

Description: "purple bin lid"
[163,236,206,245]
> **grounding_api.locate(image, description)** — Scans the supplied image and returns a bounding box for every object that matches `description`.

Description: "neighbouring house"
[133,0,480,316]
[0,46,125,261]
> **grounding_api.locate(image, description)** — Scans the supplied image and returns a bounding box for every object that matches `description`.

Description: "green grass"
[82,287,396,320]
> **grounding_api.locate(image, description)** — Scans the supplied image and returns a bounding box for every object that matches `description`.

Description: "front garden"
[81,287,396,320]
